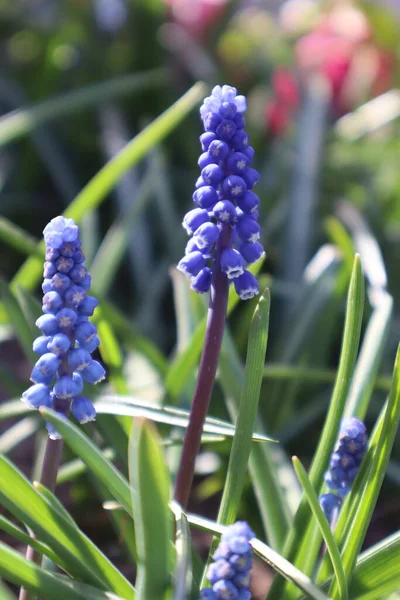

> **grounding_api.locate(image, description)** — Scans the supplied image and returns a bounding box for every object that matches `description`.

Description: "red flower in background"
[164,0,227,41]
[266,2,395,135]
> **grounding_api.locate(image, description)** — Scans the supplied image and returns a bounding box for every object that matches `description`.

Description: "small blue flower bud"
[200,590,217,599]
[75,321,97,345]
[56,308,78,330]
[47,333,71,356]
[236,217,260,243]
[81,360,106,384]
[231,130,249,152]
[226,152,249,174]
[33,335,51,355]
[193,186,219,209]
[46,412,66,440]
[213,541,231,561]
[42,279,52,294]
[213,200,236,223]
[50,273,71,294]
[191,268,212,294]
[234,113,245,129]
[213,579,238,599]
[62,222,79,242]
[73,249,85,263]
[80,273,92,290]
[178,251,206,278]
[46,247,60,261]
[222,176,246,199]
[55,256,74,273]
[216,119,237,141]
[233,271,259,300]
[31,353,61,384]
[239,242,264,264]
[64,285,86,308]
[36,314,59,335]
[233,572,250,589]
[43,261,57,278]
[68,348,92,371]
[42,291,63,314]
[237,191,259,214]
[69,264,88,284]
[78,296,99,317]
[185,238,208,255]
[319,493,341,521]
[202,164,224,186]
[44,231,63,249]
[228,537,251,555]
[60,242,77,258]
[194,223,219,249]
[71,397,96,423]
[78,335,100,353]
[242,167,259,189]
[243,146,254,161]
[213,560,235,580]
[198,152,216,169]
[72,372,84,395]
[200,132,217,151]
[22,384,52,409]
[183,208,210,235]
[208,140,230,161]
[237,591,251,600]
[221,249,245,279]
[219,101,237,119]
[204,112,222,132]
[54,376,79,399]
[229,554,252,573]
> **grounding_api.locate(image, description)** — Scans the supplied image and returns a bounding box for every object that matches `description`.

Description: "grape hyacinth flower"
[199,521,255,600]
[319,418,368,521]
[22,216,104,439]
[174,86,264,509]
[177,84,264,301]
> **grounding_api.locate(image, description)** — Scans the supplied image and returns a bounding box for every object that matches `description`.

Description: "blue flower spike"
[199,521,255,599]
[320,418,368,521]
[22,216,104,438]
[178,85,264,299]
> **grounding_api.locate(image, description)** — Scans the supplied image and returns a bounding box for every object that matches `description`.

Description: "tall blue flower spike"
[22,217,105,438]
[320,418,368,521]
[200,521,254,600]
[178,85,264,300]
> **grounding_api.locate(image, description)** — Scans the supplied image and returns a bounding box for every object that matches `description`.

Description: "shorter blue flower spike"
[199,521,254,600]
[180,85,264,300]
[320,418,368,521]
[22,216,105,438]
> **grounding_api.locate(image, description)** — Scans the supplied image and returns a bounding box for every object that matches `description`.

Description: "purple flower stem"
[174,225,232,509]
[19,344,73,600]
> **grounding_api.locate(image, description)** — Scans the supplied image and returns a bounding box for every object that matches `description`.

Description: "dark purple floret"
[22,216,105,438]
[179,85,264,299]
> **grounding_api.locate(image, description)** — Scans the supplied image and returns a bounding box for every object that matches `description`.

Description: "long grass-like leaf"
[170,501,192,600]
[268,255,364,599]
[292,457,348,600]
[0,542,125,600]
[129,419,172,600]
[329,344,400,597]
[0,278,35,362]
[0,454,134,597]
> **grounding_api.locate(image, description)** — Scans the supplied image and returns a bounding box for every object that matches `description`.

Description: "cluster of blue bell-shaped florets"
[319,418,368,522]
[178,85,264,300]
[200,521,254,600]
[22,216,105,438]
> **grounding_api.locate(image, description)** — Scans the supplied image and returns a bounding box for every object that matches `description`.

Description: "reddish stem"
[174,226,232,508]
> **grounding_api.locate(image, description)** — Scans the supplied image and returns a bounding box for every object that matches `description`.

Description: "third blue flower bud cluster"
[22,216,105,438]
[178,85,264,300]
[200,521,254,600]
[319,418,368,522]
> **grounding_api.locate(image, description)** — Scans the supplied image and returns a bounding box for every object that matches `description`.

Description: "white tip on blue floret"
[200,85,247,118]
